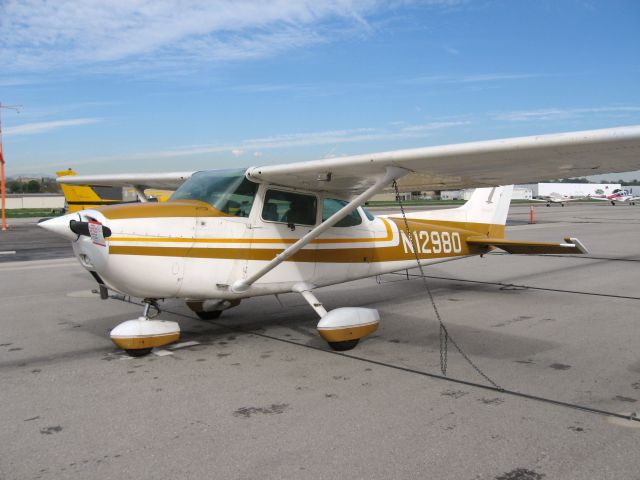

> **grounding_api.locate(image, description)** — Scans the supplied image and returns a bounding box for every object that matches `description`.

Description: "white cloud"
[16,119,466,171]
[4,118,101,136]
[231,148,244,157]
[401,121,470,132]
[402,73,546,85]
[496,106,640,122]
[1,1,442,74]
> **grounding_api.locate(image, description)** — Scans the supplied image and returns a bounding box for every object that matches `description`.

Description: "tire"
[328,339,359,351]
[196,310,223,320]
[125,348,153,357]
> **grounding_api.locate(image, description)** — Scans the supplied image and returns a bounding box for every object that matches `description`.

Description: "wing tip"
[564,237,588,254]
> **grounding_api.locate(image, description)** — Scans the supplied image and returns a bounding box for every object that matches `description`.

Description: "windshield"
[170,169,258,217]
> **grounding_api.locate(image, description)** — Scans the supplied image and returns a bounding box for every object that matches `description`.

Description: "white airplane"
[589,188,640,205]
[531,193,584,207]
[40,126,640,356]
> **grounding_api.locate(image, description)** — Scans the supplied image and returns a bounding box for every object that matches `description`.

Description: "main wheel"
[195,310,223,320]
[125,348,153,357]
[328,339,359,351]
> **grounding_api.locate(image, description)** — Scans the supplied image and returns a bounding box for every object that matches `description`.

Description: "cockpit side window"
[262,190,317,226]
[322,198,362,227]
[170,170,258,217]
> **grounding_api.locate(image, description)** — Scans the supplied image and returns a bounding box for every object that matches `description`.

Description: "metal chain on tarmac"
[392,180,502,390]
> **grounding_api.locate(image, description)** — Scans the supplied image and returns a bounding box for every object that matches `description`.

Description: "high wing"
[530,196,582,203]
[57,171,194,190]
[247,125,640,194]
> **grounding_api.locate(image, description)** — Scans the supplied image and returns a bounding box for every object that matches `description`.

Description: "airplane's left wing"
[56,171,195,190]
[248,125,640,195]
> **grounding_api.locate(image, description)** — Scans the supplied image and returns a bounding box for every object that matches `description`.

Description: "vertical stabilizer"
[393,185,514,237]
[461,185,514,226]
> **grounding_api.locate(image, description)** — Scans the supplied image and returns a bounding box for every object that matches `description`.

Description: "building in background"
[520,183,621,198]
[6,193,65,210]
[441,187,532,201]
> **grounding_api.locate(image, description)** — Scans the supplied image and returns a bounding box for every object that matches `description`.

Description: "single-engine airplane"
[40,126,640,356]
[589,188,640,205]
[531,193,584,207]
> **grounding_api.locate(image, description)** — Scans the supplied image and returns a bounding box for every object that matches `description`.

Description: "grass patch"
[4,208,65,218]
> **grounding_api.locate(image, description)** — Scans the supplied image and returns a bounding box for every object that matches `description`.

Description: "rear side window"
[262,190,317,226]
[362,207,375,221]
[322,198,362,227]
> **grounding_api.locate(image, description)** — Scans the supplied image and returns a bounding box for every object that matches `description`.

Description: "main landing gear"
[110,299,180,357]
[294,284,379,352]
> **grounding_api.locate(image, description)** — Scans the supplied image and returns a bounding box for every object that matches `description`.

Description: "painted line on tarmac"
[0,257,79,272]
[0,251,16,255]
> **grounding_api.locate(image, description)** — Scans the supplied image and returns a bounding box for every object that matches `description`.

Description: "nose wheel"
[328,339,360,351]
[125,348,153,357]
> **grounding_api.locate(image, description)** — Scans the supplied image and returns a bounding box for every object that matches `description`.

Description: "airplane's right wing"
[249,125,640,195]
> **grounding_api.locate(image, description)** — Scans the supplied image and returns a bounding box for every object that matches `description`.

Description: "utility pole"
[0,102,22,232]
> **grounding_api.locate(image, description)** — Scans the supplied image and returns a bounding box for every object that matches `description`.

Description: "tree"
[40,177,61,193]
[26,180,41,193]
[7,181,23,193]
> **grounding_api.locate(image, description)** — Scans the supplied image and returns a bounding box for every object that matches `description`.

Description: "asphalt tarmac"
[1,203,640,479]
[0,218,73,262]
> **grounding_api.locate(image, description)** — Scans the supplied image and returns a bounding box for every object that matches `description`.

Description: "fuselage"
[61,170,495,300]
[69,200,492,300]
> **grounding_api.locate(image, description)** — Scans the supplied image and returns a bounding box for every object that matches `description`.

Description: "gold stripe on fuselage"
[107,218,491,263]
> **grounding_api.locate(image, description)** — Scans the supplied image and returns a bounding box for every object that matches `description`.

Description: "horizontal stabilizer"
[467,236,587,255]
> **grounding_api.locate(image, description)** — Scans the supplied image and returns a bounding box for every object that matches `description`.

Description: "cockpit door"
[241,185,318,288]
[172,170,260,297]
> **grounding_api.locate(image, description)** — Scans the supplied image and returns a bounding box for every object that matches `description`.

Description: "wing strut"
[133,185,149,203]
[231,166,410,293]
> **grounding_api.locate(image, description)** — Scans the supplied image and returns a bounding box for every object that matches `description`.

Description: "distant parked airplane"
[589,188,640,205]
[531,193,583,207]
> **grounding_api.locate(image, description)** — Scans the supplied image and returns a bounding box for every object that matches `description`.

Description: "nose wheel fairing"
[110,317,180,353]
[110,301,180,356]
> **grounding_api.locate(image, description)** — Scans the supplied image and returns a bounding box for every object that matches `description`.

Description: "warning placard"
[88,221,106,246]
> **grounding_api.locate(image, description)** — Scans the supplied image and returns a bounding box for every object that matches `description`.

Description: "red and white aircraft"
[590,189,640,205]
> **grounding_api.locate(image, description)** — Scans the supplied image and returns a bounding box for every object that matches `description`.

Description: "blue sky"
[1,0,639,179]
